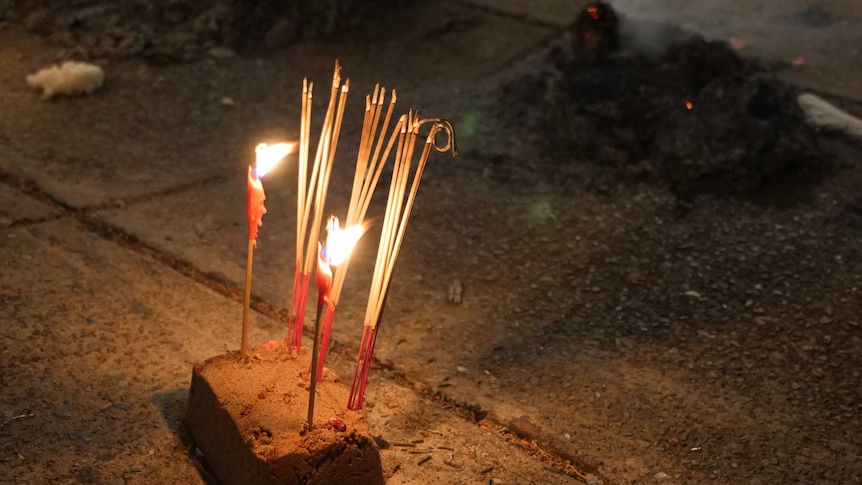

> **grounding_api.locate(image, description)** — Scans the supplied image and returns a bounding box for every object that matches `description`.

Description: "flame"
[255,142,295,178]
[323,216,367,267]
[586,5,599,20]
[685,101,693,110]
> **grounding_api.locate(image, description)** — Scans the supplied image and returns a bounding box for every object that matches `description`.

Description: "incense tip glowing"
[322,217,367,267]
[255,142,295,177]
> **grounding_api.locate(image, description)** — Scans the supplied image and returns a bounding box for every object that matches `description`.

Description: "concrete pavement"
[1,0,859,483]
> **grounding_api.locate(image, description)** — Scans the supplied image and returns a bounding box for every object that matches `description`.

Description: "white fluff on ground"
[26,61,104,100]
[798,93,862,141]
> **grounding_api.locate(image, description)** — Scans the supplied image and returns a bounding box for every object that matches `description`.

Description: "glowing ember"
[586,5,599,20]
[685,101,693,110]
[254,142,294,178]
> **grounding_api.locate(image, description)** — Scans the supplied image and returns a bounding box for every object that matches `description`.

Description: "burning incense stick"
[308,216,365,426]
[241,142,293,361]
[287,62,349,352]
[347,115,455,410]
[312,85,402,378]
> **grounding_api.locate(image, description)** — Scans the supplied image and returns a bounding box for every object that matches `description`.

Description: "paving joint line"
[448,0,568,31]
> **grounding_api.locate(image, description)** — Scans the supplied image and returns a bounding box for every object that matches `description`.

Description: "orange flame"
[323,216,368,267]
[586,5,599,20]
[254,142,295,178]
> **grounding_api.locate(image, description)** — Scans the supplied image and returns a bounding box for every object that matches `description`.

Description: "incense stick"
[347,114,455,410]
[313,87,402,379]
[240,238,254,361]
[287,62,349,352]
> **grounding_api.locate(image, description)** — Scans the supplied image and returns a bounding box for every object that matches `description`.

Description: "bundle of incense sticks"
[287,62,349,352]
[347,112,455,410]
[311,84,401,380]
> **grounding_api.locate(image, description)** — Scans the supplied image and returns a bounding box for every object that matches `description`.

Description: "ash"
[503,3,846,202]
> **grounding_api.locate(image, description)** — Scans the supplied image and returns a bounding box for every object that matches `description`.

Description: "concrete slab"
[0,218,235,484]
[0,217,576,484]
[0,28,306,208]
[0,183,61,227]
[0,1,553,209]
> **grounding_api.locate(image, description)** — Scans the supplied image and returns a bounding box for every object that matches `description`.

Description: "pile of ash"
[503,2,842,201]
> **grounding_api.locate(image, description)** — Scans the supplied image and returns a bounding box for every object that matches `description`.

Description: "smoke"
[615,14,693,59]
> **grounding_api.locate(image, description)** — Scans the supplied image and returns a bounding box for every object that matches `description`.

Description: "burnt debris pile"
[504,2,838,200]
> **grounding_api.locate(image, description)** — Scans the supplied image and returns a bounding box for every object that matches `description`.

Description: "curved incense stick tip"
[432,119,458,156]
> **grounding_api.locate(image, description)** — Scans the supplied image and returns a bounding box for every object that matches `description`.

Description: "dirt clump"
[185,347,383,485]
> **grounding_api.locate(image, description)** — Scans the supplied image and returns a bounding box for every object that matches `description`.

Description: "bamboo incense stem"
[299,67,338,278]
[289,62,348,351]
[377,126,436,318]
[360,92,398,207]
[240,238,254,361]
[307,303,325,428]
[288,81,313,348]
[312,86,398,378]
[328,100,401,305]
[360,111,402,215]
[349,114,455,409]
[301,68,343,278]
[371,114,413,324]
[321,82,350,204]
[297,79,310,264]
[364,119,407,327]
